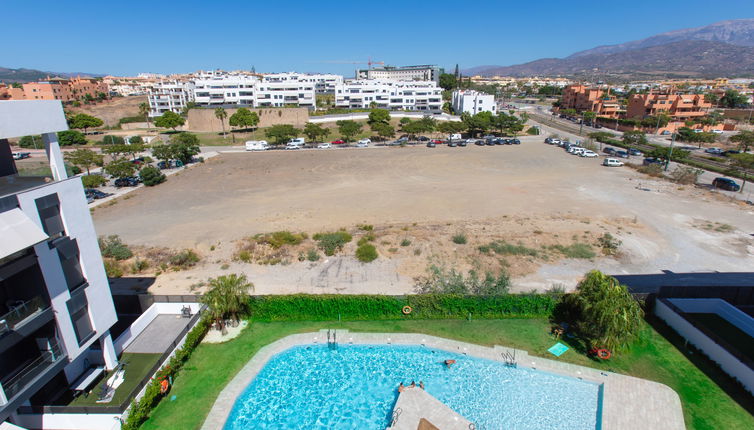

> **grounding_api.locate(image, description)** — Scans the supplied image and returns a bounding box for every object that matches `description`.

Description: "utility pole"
[665,132,675,171]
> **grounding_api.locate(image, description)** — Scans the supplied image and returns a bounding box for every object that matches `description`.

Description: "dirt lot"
[68,95,146,127]
[92,135,754,295]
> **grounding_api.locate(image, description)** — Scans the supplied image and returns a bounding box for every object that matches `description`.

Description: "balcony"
[1,339,65,402]
[0,296,49,336]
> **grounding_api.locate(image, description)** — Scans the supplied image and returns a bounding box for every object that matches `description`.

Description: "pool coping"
[201,330,685,430]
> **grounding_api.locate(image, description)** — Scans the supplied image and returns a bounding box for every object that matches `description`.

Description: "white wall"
[668,298,754,337]
[13,412,120,430]
[114,303,202,354]
[655,299,754,394]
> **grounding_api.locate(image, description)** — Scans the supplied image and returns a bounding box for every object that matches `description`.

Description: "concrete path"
[387,387,471,430]
[123,314,191,353]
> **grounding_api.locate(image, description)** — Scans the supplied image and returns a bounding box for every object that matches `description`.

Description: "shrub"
[99,135,125,145]
[247,294,557,321]
[140,166,166,186]
[357,224,373,231]
[131,259,149,273]
[237,250,252,263]
[256,231,305,248]
[451,233,467,245]
[356,243,378,262]
[482,240,538,257]
[636,164,664,177]
[415,264,511,295]
[306,248,320,262]
[98,235,133,260]
[81,174,107,188]
[313,231,352,256]
[400,239,411,247]
[597,233,621,255]
[103,259,123,278]
[170,249,200,267]
[670,166,703,185]
[550,243,595,259]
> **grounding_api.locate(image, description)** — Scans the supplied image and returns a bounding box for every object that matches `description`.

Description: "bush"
[597,233,621,256]
[131,259,149,273]
[81,174,107,188]
[98,235,133,260]
[18,135,42,148]
[118,115,147,125]
[170,249,200,267]
[355,243,378,262]
[357,224,373,231]
[400,239,411,247]
[313,231,352,256]
[58,130,88,146]
[103,259,123,278]
[256,231,306,248]
[451,233,467,244]
[414,264,511,295]
[550,243,595,259]
[636,164,664,177]
[670,166,703,185]
[246,294,557,321]
[140,166,166,186]
[481,240,538,256]
[99,135,125,145]
[306,248,320,262]
[237,250,252,263]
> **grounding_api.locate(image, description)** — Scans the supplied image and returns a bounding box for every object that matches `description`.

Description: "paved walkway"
[124,314,191,353]
[387,388,471,430]
[200,330,685,430]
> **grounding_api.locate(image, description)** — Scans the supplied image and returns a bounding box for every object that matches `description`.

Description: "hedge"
[247,294,558,321]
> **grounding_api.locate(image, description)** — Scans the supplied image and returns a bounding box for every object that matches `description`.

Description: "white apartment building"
[451,90,497,114]
[147,80,195,117]
[0,101,118,424]
[258,73,316,108]
[193,74,258,107]
[335,80,443,112]
[356,65,442,84]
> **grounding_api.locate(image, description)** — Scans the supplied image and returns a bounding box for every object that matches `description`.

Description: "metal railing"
[0,296,48,335]
[2,340,64,400]
[390,407,402,427]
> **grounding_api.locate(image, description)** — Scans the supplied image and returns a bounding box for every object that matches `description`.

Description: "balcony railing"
[0,296,48,335]
[2,340,64,400]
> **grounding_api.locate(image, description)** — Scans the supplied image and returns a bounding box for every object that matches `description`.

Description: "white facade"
[258,73,316,108]
[335,80,443,112]
[147,80,194,117]
[356,65,441,83]
[193,74,258,107]
[451,90,497,115]
[0,101,118,423]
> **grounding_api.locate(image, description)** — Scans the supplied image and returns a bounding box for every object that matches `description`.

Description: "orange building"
[20,76,108,101]
[0,83,25,100]
[626,92,711,121]
[559,84,622,118]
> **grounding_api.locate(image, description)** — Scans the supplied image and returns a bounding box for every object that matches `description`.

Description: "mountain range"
[466,19,754,79]
[0,67,105,83]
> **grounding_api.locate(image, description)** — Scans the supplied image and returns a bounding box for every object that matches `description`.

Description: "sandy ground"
[68,95,147,127]
[92,135,754,294]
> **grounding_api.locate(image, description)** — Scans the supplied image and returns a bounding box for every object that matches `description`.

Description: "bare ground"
[92,136,754,295]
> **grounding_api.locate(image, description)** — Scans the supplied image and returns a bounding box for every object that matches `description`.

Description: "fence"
[658,286,754,306]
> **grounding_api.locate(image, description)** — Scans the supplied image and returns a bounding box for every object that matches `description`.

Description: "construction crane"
[317,57,385,69]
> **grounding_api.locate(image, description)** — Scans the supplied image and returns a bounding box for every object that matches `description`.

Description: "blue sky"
[2,0,753,77]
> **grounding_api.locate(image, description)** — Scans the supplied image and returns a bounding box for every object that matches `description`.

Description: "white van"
[449,133,462,141]
[245,140,269,151]
[603,158,624,167]
[288,137,305,145]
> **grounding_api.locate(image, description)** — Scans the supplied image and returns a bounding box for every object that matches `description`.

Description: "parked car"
[317,142,332,149]
[693,129,703,133]
[570,147,586,156]
[614,150,629,158]
[245,140,269,151]
[603,147,616,155]
[85,188,113,200]
[485,139,495,146]
[603,158,624,167]
[581,150,599,158]
[510,139,520,145]
[494,138,505,145]
[12,152,31,160]
[458,140,467,147]
[396,137,409,144]
[114,177,140,188]
[711,129,724,134]
[723,149,742,156]
[431,139,443,144]
[157,160,183,169]
[356,140,369,148]
[418,136,430,142]
[466,138,477,145]
[358,138,371,145]
[426,142,436,148]
[448,141,458,147]
[628,148,643,156]
[643,157,664,166]
[704,147,724,155]
[712,177,741,192]
[331,139,345,145]
[475,140,485,146]
[130,157,146,166]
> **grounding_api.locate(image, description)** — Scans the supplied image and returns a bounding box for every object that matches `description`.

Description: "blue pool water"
[224,344,601,430]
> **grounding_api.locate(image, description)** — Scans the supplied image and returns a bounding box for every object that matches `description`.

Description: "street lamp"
[664,132,676,171]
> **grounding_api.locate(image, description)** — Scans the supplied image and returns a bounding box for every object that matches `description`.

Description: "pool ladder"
[390,407,402,426]
[327,329,338,350]
[501,350,517,367]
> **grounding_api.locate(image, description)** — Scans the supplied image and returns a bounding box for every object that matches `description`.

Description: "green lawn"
[141,318,754,430]
[69,353,161,407]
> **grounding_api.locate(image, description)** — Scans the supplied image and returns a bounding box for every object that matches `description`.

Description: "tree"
[559,270,643,352]
[103,144,130,161]
[303,122,329,142]
[139,102,151,130]
[100,135,125,145]
[104,159,137,179]
[719,90,749,108]
[228,108,259,131]
[69,113,103,134]
[582,111,597,126]
[730,130,754,153]
[729,153,754,193]
[367,108,390,127]
[370,122,395,141]
[646,146,690,163]
[437,121,467,135]
[438,73,457,91]
[704,93,719,107]
[622,130,648,148]
[139,166,166,186]
[129,135,144,145]
[200,274,253,332]
[336,120,362,142]
[18,135,42,149]
[57,130,87,146]
[401,121,426,137]
[214,107,228,139]
[64,148,103,175]
[265,124,299,145]
[151,144,176,166]
[462,111,493,137]
[153,111,185,131]
[170,132,200,164]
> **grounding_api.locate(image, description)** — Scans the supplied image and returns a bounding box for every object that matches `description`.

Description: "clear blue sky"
[2,0,753,77]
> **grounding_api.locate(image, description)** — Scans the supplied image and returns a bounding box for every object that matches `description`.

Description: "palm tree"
[215,107,228,140]
[139,102,151,131]
[200,274,253,333]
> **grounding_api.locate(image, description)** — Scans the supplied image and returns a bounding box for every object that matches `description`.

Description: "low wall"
[114,302,202,354]
[187,107,310,131]
[655,299,754,394]
[13,412,121,430]
[120,122,149,130]
[668,298,754,337]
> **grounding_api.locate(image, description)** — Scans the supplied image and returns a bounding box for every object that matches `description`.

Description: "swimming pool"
[224,344,602,430]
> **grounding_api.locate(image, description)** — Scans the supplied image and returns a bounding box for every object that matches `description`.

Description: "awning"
[0,208,48,259]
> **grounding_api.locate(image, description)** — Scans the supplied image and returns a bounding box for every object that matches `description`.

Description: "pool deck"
[386,387,472,430]
[201,330,685,430]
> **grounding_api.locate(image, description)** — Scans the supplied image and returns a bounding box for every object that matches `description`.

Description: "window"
[35,194,64,237]
[66,290,94,345]
[54,237,86,291]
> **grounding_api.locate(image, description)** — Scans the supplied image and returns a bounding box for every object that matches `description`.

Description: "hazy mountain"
[466,19,754,79]
[470,40,754,79]
[569,18,754,58]
[0,66,105,83]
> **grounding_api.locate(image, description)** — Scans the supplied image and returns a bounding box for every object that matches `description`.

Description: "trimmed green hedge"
[247,294,558,321]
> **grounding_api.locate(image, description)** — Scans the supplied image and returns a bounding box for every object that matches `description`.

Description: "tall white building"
[147,80,195,117]
[0,101,118,423]
[335,80,443,112]
[451,90,497,115]
[356,65,442,84]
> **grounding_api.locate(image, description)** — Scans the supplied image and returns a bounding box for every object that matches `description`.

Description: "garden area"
[128,272,754,430]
